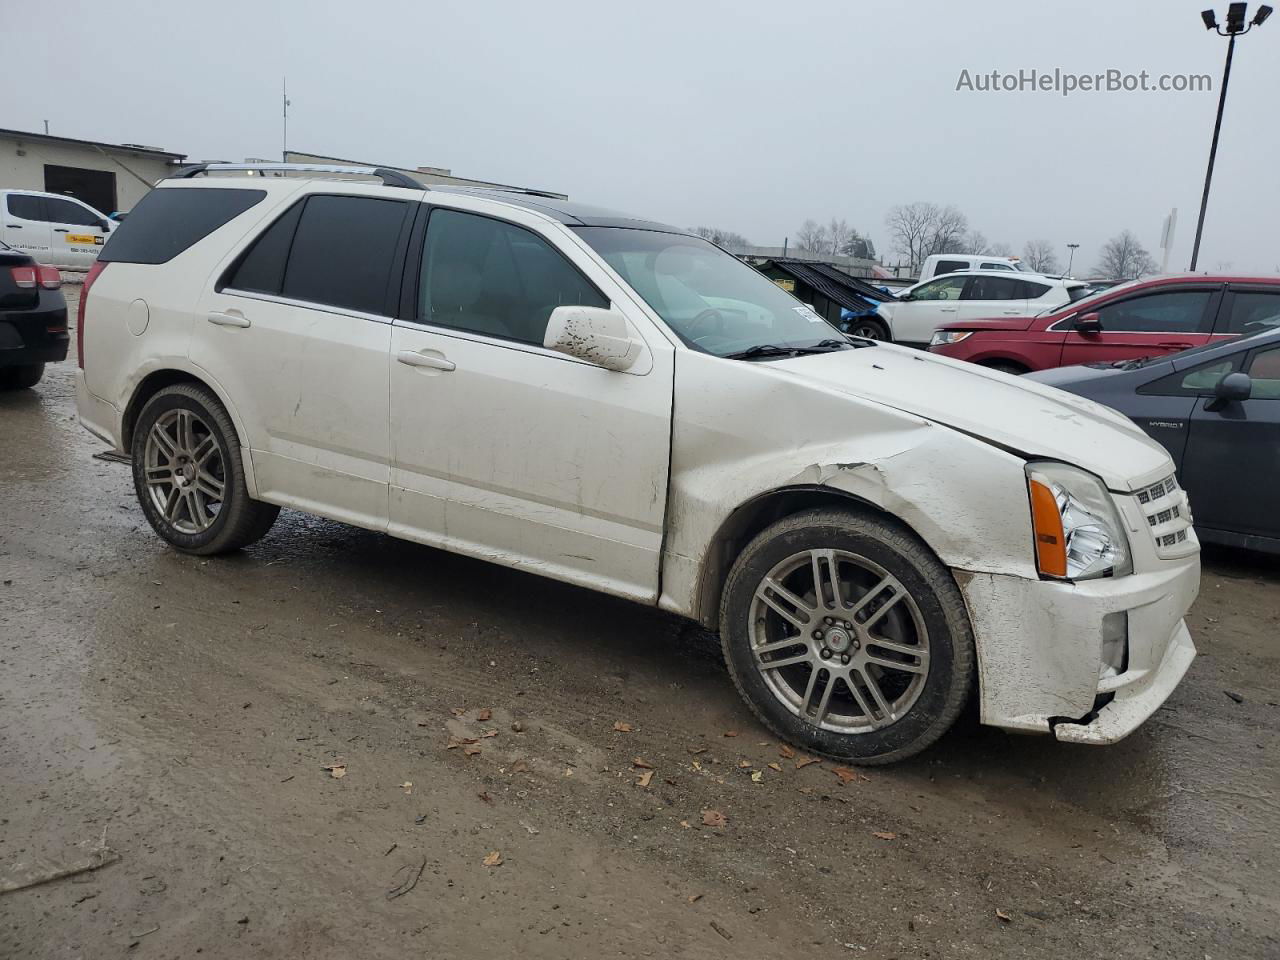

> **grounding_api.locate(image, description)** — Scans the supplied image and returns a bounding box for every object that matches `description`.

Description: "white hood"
[771,344,1172,491]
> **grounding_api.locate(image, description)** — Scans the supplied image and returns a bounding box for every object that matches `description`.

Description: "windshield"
[573,227,852,357]
[1037,278,1143,316]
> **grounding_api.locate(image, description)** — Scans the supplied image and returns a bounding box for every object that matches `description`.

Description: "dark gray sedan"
[1030,328,1280,554]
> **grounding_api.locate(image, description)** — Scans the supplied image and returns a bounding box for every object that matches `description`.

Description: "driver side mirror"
[1073,312,1102,334]
[543,305,643,372]
[97,218,112,232]
[1212,371,1252,404]
[897,293,915,302]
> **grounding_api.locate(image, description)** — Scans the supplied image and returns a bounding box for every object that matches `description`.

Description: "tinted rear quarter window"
[280,195,409,315]
[1020,280,1052,298]
[223,202,305,295]
[100,187,266,264]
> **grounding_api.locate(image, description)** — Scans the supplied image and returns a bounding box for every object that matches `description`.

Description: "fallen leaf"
[512,760,530,773]
[691,760,703,771]
[632,758,654,769]
[481,729,498,738]
[687,893,703,903]
[450,707,466,717]
[795,757,821,768]
[482,850,503,867]
[686,746,707,755]
[737,760,751,769]
[750,770,763,783]
[447,736,479,749]
[701,809,728,828]
[832,766,859,785]
[463,745,482,757]
[400,781,413,794]
[768,762,782,772]
[679,820,691,829]
[872,831,897,840]
[722,730,739,738]
[322,763,346,779]
[637,770,654,788]
[476,708,492,722]
[613,721,633,732]
[779,745,796,759]
[995,909,1011,923]
[478,791,493,804]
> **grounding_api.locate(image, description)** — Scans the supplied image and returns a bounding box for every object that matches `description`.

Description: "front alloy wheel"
[720,508,974,764]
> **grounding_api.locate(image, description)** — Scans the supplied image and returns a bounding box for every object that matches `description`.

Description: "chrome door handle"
[939,306,958,312]
[397,350,455,371]
[207,311,251,328]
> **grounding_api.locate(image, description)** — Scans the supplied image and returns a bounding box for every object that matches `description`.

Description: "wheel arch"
[121,364,260,497]
[690,484,940,629]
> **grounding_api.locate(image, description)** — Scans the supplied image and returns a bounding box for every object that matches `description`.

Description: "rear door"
[1180,341,1280,541]
[1060,286,1220,366]
[195,191,413,531]
[956,275,1028,322]
[2,193,53,261]
[1213,285,1280,342]
[44,196,110,269]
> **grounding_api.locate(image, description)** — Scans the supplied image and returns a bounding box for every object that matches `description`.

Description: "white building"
[0,127,186,215]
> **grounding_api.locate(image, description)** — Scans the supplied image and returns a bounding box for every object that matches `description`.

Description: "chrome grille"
[1136,474,1195,557]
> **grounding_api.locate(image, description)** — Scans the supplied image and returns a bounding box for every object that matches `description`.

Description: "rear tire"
[131,383,279,555]
[719,507,974,765]
[0,363,45,390]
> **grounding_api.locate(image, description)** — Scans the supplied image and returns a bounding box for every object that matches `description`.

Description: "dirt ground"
[2,292,1278,959]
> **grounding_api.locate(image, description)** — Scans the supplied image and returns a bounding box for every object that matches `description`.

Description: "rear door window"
[1220,290,1280,335]
[964,276,1023,300]
[100,187,266,264]
[6,195,46,221]
[280,195,410,315]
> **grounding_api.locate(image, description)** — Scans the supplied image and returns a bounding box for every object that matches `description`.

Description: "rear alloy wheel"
[131,384,279,554]
[0,363,45,390]
[720,508,974,764]
[845,318,889,341]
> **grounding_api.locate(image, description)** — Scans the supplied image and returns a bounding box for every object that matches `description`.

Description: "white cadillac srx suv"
[75,163,1200,764]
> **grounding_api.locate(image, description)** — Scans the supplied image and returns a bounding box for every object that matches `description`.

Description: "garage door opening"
[44,165,118,215]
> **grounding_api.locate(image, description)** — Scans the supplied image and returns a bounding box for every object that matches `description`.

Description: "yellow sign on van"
[66,234,103,245]
[773,278,795,292]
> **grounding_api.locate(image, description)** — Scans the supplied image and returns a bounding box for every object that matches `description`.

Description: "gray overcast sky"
[8,0,1279,272]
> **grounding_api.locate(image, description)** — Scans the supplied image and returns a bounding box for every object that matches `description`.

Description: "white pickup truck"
[76,165,1199,763]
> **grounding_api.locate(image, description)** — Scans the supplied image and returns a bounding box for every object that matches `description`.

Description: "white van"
[918,253,1031,283]
[76,163,1198,764]
[0,189,116,269]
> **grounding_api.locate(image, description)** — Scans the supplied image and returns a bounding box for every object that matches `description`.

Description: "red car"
[927,274,1280,373]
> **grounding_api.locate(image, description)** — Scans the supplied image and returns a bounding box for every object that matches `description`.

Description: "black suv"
[0,240,68,389]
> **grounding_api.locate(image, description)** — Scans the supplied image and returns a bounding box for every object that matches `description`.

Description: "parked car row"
[0,239,68,389]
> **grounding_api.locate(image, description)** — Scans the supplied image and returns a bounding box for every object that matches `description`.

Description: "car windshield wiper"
[724,339,862,361]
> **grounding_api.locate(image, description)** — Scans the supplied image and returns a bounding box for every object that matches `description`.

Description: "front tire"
[844,317,889,341]
[131,384,279,555]
[719,507,974,765]
[0,363,45,390]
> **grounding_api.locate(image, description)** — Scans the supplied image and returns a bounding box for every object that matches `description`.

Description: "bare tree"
[689,226,751,248]
[825,218,854,256]
[1023,239,1060,274]
[794,219,826,253]
[886,202,969,271]
[1094,231,1157,279]
[965,230,990,254]
[987,241,1015,258]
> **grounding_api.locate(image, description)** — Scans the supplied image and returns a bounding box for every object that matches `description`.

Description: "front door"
[1180,341,1280,542]
[388,204,674,601]
[1060,287,1220,366]
[2,193,53,261]
[193,191,413,530]
[889,275,967,346]
[44,195,110,269]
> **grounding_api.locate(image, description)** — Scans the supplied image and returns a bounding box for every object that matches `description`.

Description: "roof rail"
[168,163,426,190]
[458,185,565,200]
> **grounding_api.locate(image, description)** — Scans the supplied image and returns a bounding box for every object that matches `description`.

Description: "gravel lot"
[2,293,1278,959]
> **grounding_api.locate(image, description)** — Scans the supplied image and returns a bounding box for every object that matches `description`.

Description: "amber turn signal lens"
[1029,477,1067,578]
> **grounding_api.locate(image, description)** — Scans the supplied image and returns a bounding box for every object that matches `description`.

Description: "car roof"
[928,269,1075,284]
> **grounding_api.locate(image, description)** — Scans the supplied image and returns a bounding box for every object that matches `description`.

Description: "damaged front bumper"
[958,550,1199,744]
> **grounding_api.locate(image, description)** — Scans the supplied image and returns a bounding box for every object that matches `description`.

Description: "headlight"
[929,330,972,346]
[1026,462,1130,580]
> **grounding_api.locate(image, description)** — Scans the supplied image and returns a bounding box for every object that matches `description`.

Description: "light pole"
[1066,243,1079,277]
[1190,3,1272,271]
